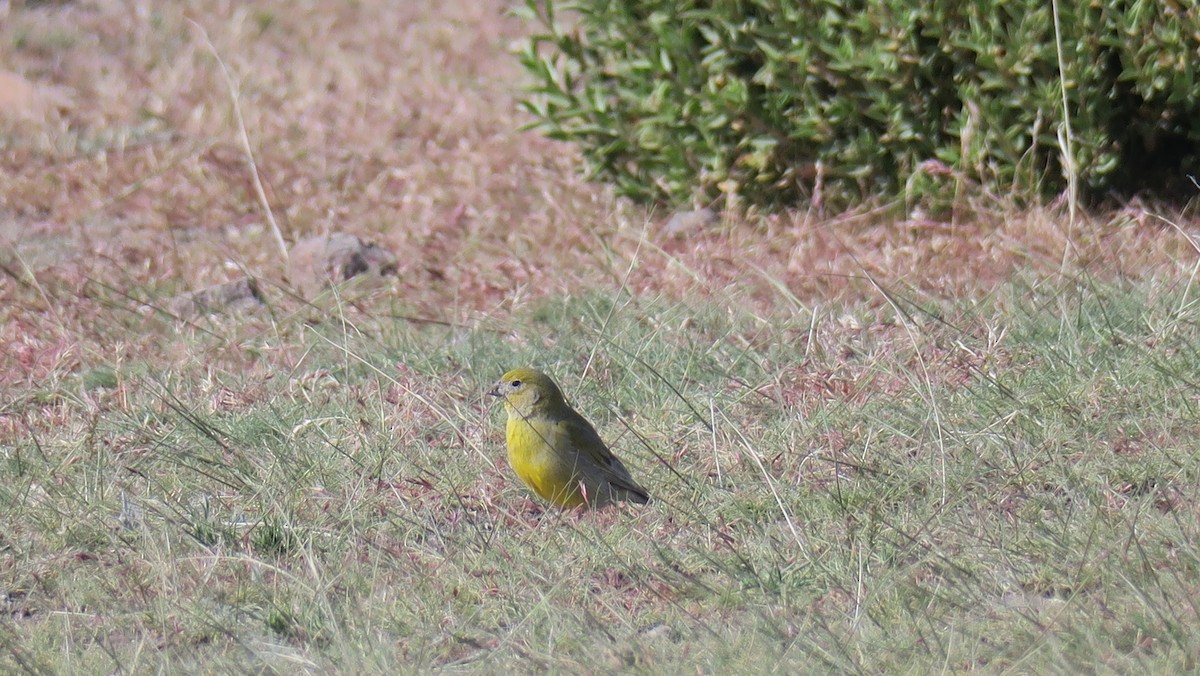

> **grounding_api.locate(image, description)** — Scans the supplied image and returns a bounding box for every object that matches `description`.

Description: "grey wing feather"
[563,412,650,503]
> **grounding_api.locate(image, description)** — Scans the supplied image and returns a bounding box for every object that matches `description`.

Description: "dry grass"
[3,0,1200,672]
[2,2,1197,322]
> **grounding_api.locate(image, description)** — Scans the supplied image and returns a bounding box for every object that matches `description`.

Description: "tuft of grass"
[80,365,118,391]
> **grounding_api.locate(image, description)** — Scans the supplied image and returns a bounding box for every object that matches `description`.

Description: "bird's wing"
[561,411,615,461]
[561,410,642,486]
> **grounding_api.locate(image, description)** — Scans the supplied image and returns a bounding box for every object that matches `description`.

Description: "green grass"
[4,273,1200,672]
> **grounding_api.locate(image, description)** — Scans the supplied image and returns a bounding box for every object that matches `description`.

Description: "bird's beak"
[486,384,502,398]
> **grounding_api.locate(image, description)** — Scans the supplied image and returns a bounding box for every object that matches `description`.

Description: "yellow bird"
[488,367,650,509]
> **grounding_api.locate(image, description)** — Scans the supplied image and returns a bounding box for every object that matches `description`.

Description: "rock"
[662,208,718,239]
[169,277,264,319]
[0,70,73,123]
[287,232,398,298]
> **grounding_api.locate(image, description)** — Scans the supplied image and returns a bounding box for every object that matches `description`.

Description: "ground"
[1,1,1199,672]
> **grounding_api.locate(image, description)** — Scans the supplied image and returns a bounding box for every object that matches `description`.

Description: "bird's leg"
[578,480,591,508]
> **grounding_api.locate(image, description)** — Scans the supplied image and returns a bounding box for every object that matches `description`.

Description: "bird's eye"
[510,380,521,388]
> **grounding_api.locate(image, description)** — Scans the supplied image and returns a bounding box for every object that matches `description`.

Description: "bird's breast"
[505,415,585,506]
[506,416,552,474]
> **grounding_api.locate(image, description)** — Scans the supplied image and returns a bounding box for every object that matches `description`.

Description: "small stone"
[169,277,264,319]
[662,208,718,239]
[637,622,672,640]
[287,232,398,298]
[0,70,73,123]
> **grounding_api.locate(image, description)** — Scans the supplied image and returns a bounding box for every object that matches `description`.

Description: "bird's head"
[488,367,565,416]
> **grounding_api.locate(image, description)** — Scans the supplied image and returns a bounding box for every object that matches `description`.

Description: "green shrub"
[517,0,1200,211]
